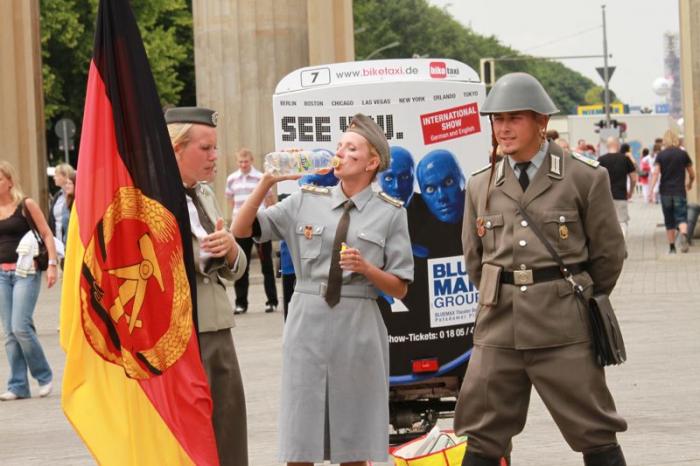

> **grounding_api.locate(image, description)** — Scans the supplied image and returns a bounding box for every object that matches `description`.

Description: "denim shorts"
[660,195,688,229]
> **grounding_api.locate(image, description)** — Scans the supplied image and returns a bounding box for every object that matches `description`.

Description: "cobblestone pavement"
[0,195,698,465]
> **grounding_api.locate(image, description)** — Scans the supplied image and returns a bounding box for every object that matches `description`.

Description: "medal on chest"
[476,217,486,238]
[559,224,569,240]
[304,225,313,240]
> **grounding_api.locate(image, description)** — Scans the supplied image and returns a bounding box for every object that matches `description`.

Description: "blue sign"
[655,103,669,114]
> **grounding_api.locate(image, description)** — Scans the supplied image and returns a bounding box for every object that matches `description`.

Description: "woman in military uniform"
[166,107,249,466]
[233,113,413,466]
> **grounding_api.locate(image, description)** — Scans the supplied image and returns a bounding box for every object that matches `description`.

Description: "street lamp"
[362,41,400,60]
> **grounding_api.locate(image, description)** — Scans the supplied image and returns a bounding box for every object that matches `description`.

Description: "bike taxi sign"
[272,59,490,380]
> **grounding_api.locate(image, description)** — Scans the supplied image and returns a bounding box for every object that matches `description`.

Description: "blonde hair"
[368,145,384,180]
[167,123,194,148]
[237,148,253,161]
[0,160,25,203]
[662,129,680,148]
[54,163,75,178]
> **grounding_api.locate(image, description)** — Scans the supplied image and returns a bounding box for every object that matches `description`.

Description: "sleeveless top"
[0,204,31,264]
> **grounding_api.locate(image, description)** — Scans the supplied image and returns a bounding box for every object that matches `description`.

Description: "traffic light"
[480,58,495,87]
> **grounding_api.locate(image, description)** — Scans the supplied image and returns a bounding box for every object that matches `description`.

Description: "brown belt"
[500,263,586,286]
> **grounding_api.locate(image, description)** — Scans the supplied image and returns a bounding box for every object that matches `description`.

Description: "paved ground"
[1,195,699,465]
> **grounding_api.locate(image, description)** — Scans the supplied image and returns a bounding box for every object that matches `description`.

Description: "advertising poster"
[272,59,490,383]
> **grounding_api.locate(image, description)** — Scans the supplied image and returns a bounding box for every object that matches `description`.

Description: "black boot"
[583,444,626,466]
[462,450,502,466]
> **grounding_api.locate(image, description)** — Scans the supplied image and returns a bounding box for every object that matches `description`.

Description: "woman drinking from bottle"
[233,114,413,466]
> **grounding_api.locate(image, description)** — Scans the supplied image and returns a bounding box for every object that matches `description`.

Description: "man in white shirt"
[225,148,278,314]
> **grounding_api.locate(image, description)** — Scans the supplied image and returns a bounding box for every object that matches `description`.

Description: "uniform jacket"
[462,143,624,349]
[192,183,247,333]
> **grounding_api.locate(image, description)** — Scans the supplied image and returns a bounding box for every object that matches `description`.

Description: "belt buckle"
[513,269,533,285]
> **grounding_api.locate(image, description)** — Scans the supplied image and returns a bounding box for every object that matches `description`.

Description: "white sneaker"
[0,391,19,401]
[39,382,53,398]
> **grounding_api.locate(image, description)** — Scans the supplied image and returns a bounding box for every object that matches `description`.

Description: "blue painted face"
[417,150,465,224]
[379,147,414,204]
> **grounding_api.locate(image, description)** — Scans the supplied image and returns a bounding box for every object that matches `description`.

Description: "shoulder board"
[471,163,491,176]
[378,191,404,207]
[571,151,600,168]
[300,184,331,195]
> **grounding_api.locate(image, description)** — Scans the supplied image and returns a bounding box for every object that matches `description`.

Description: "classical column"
[307,0,355,66]
[0,0,47,208]
[192,0,354,206]
[679,0,699,203]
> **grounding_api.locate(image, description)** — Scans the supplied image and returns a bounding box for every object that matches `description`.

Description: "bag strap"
[21,198,44,245]
[517,207,585,298]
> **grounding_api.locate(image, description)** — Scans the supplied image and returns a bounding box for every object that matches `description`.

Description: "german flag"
[60,1,218,465]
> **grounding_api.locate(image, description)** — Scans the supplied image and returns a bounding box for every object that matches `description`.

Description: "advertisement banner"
[273,59,490,382]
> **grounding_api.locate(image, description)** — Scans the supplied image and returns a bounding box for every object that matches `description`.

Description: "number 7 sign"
[300,67,330,87]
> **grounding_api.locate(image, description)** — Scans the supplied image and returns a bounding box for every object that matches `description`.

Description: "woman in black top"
[0,161,58,401]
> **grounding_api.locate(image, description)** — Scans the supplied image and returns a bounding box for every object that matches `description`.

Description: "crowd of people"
[0,70,698,466]
[551,129,695,255]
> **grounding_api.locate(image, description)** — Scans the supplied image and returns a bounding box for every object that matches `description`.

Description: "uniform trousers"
[455,342,627,458]
[200,329,248,466]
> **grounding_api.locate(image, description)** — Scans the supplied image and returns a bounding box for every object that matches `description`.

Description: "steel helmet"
[480,72,559,115]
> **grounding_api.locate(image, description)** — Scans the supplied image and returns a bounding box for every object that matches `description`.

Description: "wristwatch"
[48,259,58,267]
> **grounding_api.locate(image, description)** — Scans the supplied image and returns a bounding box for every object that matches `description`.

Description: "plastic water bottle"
[264,150,339,175]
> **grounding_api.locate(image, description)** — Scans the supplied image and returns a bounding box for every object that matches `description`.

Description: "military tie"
[184,186,215,234]
[325,200,354,307]
[515,162,531,192]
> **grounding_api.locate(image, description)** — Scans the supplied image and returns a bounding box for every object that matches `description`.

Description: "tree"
[353,0,617,115]
[40,0,195,165]
[584,85,620,105]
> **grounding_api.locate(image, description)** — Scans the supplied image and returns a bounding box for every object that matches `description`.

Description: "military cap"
[480,72,559,116]
[164,106,219,127]
[346,113,390,171]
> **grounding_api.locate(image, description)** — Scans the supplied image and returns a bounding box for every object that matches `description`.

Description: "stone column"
[0,0,47,209]
[192,0,354,207]
[680,0,699,203]
[307,0,354,66]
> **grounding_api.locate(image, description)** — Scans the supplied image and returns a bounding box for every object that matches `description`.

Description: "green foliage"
[40,0,195,162]
[354,0,614,114]
[584,85,619,105]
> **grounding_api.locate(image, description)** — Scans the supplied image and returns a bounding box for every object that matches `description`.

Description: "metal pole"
[62,124,69,163]
[602,5,611,126]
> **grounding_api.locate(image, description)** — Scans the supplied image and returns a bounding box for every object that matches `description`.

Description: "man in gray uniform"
[166,107,248,466]
[455,73,627,466]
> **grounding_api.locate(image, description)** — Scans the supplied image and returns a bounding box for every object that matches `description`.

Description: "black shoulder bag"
[517,207,627,367]
[21,199,49,271]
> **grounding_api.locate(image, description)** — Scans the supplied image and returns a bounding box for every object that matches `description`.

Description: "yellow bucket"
[391,431,467,466]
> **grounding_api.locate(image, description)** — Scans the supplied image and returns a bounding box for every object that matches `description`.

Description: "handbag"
[517,207,627,367]
[21,198,49,271]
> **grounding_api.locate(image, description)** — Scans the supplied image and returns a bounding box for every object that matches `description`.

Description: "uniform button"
[203,277,210,284]
[486,221,493,228]
[520,264,527,270]
[519,240,527,247]
[520,285,527,292]
[521,220,528,227]
[559,215,566,223]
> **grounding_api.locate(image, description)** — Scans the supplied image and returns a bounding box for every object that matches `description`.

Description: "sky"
[428,0,680,108]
